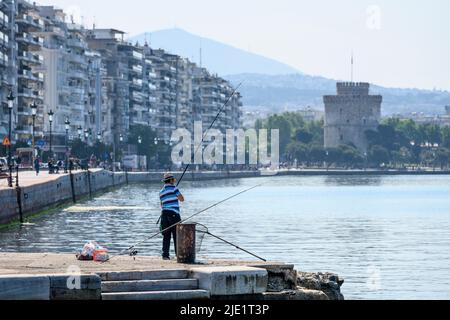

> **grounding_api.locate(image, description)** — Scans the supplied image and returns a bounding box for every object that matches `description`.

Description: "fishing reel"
[129,249,138,260]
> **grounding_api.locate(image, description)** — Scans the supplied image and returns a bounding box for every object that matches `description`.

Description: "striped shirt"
[159,184,182,215]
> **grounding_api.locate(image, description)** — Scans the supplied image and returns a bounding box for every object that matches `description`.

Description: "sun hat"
[162,172,175,183]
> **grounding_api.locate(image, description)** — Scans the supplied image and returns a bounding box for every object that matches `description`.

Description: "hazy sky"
[37,0,450,91]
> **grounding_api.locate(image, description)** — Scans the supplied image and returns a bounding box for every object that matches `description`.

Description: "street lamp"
[64,117,70,173]
[364,152,368,171]
[84,129,89,143]
[30,102,38,162]
[97,131,102,141]
[48,110,54,161]
[77,126,82,140]
[138,136,143,171]
[7,91,14,188]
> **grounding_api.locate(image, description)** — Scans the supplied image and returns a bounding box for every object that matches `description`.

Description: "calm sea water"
[1,175,449,300]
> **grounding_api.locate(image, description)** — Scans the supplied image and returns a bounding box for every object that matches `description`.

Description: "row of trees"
[0,125,173,169]
[255,112,450,169]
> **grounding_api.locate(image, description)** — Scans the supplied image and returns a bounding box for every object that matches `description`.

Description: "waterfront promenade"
[0,169,102,190]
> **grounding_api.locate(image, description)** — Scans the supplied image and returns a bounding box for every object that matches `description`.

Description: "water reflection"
[324,176,383,186]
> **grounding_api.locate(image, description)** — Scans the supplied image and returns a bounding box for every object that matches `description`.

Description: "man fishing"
[159,173,185,260]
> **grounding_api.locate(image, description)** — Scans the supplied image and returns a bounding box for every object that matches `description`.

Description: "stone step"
[101,289,210,301]
[97,269,189,282]
[102,279,198,293]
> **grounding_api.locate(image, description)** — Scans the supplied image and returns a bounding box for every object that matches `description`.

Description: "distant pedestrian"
[34,157,40,176]
[159,173,185,260]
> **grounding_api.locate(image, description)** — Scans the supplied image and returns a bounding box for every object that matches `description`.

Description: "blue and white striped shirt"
[159,184,182,215]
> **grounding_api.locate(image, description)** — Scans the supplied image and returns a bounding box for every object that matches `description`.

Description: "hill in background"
[131,28,450,116]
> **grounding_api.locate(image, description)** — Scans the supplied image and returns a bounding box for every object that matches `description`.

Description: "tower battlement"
[323,82,382,152]
[337,82,370,96]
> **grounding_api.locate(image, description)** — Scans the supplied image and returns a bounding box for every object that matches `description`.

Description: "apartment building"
[193,69,242,132]
[86,29,136,145]
[0,0,13,138]
[0,0,44,143]
[36,6,90,155]
[15,0,44,142]
[1,1,243,160]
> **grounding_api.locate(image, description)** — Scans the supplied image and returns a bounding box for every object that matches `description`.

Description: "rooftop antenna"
[199,39,203,68]
[93,16,96,30]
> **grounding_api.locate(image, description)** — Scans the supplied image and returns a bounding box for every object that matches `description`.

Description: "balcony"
[0,11,8,26]
[68,69,88,80]
[18,69,44,82]
[0,32,8,47]
[132,51,143,60]
[131,64,143,74]
[70,54,87,65]
[67,37,87,49]
[0,51,7,66]
[17,33,44,48]
[16,14,44,31]
[18,51,43,65]
[18,87,43,100]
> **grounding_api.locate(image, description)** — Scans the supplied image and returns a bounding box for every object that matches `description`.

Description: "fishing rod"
[155,81,243,226]
[195,223,266,262]
[176,82,243,187]
[107,183,263,261]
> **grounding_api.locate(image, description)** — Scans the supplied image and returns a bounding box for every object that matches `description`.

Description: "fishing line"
[195,222,266,262]
[176,82,243,187]
[107,183,263,262]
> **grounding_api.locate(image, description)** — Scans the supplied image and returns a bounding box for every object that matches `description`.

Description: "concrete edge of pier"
[0,253,344,300]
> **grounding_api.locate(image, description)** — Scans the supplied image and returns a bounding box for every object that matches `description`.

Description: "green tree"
[435,148,450,169]
[265,114,293,158]
[369,145,390,167]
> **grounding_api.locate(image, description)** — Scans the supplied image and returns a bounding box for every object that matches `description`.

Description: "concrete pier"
[0,253,300,300]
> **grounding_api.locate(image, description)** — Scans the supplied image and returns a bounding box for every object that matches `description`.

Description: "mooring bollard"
[176,224,196,264]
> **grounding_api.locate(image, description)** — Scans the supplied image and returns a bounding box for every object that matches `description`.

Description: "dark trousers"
[161,210,181,258]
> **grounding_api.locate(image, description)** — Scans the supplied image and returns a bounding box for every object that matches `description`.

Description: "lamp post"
[154,138,159,170]
[84,129,89,144]
[64,117,70,173]
[119,134,124,170]
[7,91,14,188]
[48,110,54,161]
[77,126,82,140]
[138,136,142,171]
[364,152,368,172]
[30,102,38,163]
[325,151,329,172]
